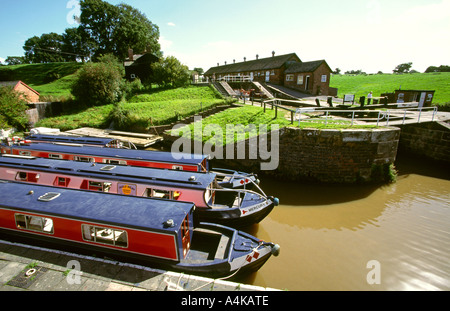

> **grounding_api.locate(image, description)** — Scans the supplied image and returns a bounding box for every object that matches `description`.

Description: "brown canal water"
[237,153,450,291]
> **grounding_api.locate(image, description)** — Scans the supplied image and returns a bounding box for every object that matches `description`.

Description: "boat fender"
[270,244,281,257]
[269,196,279,206]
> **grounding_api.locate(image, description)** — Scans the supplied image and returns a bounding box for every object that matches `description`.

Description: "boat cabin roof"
[0,155,216,189]
[9,142,209,166]
[26,134,115,146]
[0,181,194,232]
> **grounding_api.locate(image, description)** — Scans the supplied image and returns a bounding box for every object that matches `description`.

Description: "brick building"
[124,48,159,82]
[0,81,40,103]
[204,52,332,95]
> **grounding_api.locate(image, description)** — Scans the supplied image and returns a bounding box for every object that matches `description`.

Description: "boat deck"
[64,127,163,148]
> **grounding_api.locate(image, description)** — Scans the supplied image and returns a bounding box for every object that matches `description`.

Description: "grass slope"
[330,72,450,104]
[35,86,228,131]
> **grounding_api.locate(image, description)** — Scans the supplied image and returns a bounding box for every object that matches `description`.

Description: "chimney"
[217,63,219,66]
[244,57,246,62]
[256,54,259,60]
[272,51,275,57]
[225,61,227,65]
[233,59,235,64]
[128,48,134,61]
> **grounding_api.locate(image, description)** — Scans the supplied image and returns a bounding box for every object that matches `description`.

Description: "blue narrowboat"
[25,133,134,149]
[0,155,278,228]
[1,138,257,189]
[0,181,280,278]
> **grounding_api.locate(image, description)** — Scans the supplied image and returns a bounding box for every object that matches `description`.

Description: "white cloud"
[0,57,5,64]
[167,22,176,27]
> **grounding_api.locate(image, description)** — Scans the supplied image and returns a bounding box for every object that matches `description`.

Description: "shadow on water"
[395,149,450,181]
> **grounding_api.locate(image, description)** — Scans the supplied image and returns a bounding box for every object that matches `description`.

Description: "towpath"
[0,239,279,292]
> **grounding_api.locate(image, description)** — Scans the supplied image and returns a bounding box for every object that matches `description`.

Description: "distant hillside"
[330,72,450,104]
[0,62,83,98]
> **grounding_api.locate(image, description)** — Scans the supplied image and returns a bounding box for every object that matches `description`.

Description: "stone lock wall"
[397,121,450,163]
[271,127,400,183]
[165,125,401,184]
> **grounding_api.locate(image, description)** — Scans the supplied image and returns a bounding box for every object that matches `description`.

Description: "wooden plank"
[64,128,163,148]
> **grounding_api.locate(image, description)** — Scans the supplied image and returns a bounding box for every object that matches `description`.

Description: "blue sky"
[0,0,449,73]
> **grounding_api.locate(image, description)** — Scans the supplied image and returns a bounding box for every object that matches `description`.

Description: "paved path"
[0,239,278,292]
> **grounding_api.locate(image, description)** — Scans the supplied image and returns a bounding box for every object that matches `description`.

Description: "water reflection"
[238,156,450,291]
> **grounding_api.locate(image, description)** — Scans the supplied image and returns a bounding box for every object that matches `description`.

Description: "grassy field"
[330,72,450,104]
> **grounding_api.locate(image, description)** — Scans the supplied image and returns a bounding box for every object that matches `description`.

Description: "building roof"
[0,80,40,95]
[284,60,331,74]
[204,53,301,76]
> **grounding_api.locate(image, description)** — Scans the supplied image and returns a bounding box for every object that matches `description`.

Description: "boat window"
[15,214,54,234]
[74,156,94,163]
[172,165,183,170]
[81,224,128,248]
[19,151,31,156]
[15,171,40,183]
[54,177,70,187]
[145,188,173,200]
[102,159,127,165]
[81,180,112,192]
[49,154,62,159]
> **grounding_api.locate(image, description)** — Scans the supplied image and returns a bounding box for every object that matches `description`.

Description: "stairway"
[212,81,237,97]
[252,81,274,99]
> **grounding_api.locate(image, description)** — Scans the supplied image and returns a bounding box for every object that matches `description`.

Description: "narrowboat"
[25,133,136,149]
[0,181,280,278]
[1,138,257,189]
[0,155,278,228]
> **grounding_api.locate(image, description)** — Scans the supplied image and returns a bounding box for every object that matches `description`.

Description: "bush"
[71,57,124,107]
[0,86,29,131]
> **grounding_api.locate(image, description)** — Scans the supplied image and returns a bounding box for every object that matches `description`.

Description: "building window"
[286,74,294,82]
[297,75,304,85]
[15,214,54,234]
[321,75,327,83]
[271,70,275,75]
[82,224,128,248]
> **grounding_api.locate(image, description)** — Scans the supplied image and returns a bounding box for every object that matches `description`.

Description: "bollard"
[359,96,365,107]
[327,97,333,107]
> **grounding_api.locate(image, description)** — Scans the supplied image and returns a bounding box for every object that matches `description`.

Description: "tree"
[71,54,124,106]
[425,65,450,73]
[61,27,94,62]
[393,62,412,74]
[0,86,29,131]
[4,57,26,65]
[193,67,204,76]
[78,0,161,60]
[151,56,190,88]
[23,33,66,63]
[333,68,341,74]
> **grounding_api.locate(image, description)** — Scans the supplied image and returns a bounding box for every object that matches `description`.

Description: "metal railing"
[253,98,439,126]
